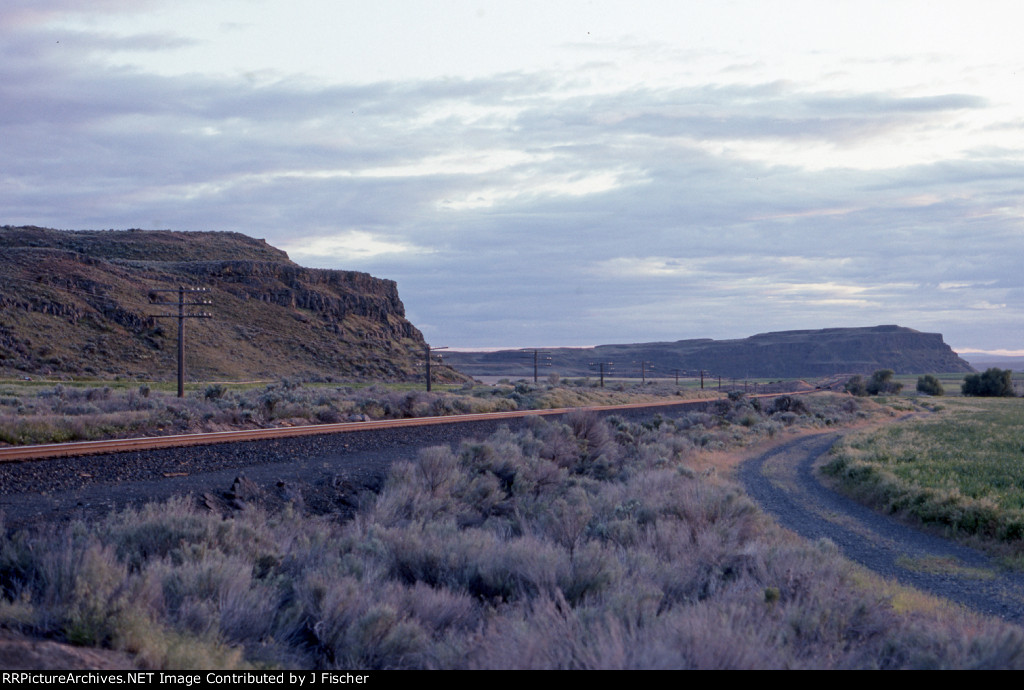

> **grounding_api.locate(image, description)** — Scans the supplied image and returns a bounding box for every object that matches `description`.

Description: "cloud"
[591,257,700,278]
[281,231,433,263]
[958,348,1024,357]
[0,0,161,30]
[4,1,1024,352]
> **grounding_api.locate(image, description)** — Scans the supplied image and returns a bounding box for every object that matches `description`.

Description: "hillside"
[445,326,975,379]
[0,226,441,382]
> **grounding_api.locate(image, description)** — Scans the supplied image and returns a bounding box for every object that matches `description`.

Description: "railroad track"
[0,390,818,463]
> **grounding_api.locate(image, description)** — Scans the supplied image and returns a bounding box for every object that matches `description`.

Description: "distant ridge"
[444,325,975,379]
[961,354,1024,373]
[0,226,446,382]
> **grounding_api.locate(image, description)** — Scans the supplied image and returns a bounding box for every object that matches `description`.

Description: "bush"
[962,368,1015,397]
[866,369,902,396]
[204,384,227,401]
[844,375,868,397]
[916,375,944,396]
[847,371,907,397]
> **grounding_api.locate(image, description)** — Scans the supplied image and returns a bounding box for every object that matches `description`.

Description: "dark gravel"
[739,432,1024,624]
[0,402,709,529]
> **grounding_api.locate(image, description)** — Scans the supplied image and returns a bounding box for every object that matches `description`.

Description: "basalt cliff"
[444,326,975,380]
[0,226,437,381]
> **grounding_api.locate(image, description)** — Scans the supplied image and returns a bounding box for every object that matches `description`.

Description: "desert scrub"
[3,410,1024,668]
[822,398,1024,551]
[0,379,710,446]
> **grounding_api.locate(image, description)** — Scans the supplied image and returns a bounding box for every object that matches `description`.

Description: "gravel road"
[739,432,1024,624]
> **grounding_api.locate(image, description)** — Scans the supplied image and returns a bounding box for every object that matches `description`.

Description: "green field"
[889,371,1024,397]
[823,397,1024,553]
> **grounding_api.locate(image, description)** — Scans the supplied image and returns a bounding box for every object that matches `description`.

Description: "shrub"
[866,370,903,395]
[962,368,1015,397]
[204,384,227,401]
[770,395,808,415]
[916,375,944,396]
[844,376,868,397]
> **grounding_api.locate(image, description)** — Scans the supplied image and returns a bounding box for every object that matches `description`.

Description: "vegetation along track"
[0,395,760,463]
[0,395,760,529]
[739,430,1024,623]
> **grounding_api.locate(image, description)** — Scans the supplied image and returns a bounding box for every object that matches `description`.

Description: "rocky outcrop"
[160,260,421,340]
[0,227,432,381]
[445,326,975,379]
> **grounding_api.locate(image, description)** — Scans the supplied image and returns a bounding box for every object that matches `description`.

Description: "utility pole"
[522,349,551,383]
[424,345,448,391]
[589,362,613,388]
[150,287,213,398]
[635,360,653,383]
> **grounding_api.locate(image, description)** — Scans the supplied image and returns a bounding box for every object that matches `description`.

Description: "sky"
[3,1,1023,354]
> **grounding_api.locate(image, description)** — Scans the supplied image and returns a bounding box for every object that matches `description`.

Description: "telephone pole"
[150,287,213,398]
[424,345,448,391]
[522,349,551,383]
[589,362,613,388]
[634,360,653,383]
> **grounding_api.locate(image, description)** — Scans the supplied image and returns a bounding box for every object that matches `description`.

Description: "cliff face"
[650,326,975,378]
[0,227,430,381]
[445,326,975,379]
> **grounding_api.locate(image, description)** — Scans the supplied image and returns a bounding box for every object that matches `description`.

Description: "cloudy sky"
[3,1,1023,354]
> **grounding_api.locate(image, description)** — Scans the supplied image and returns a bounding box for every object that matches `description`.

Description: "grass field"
[889,372,1024,397]
[822,397,1024,557]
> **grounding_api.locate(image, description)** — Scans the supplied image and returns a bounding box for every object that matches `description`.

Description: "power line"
[149,287,213,398]
[521,349,552,383]
[589,361,613,388]
[424,345,448,391]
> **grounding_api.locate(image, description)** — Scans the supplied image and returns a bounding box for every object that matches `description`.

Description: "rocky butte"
[444,326,975,380]
[0,226,436,381]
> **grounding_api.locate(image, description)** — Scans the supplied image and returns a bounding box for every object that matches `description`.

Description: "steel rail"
[0,390,813,463]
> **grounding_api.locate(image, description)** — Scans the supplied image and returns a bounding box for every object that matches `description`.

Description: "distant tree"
[844,375,868,397]
[866,369,903,395]
[916,374,944,396]
[962,368,1015,397]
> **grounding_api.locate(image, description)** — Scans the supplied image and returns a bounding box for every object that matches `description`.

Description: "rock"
[0,226,450,381]
[445,325,975,378]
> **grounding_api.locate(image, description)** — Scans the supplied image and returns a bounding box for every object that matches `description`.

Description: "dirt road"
[738,432,1024,623]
